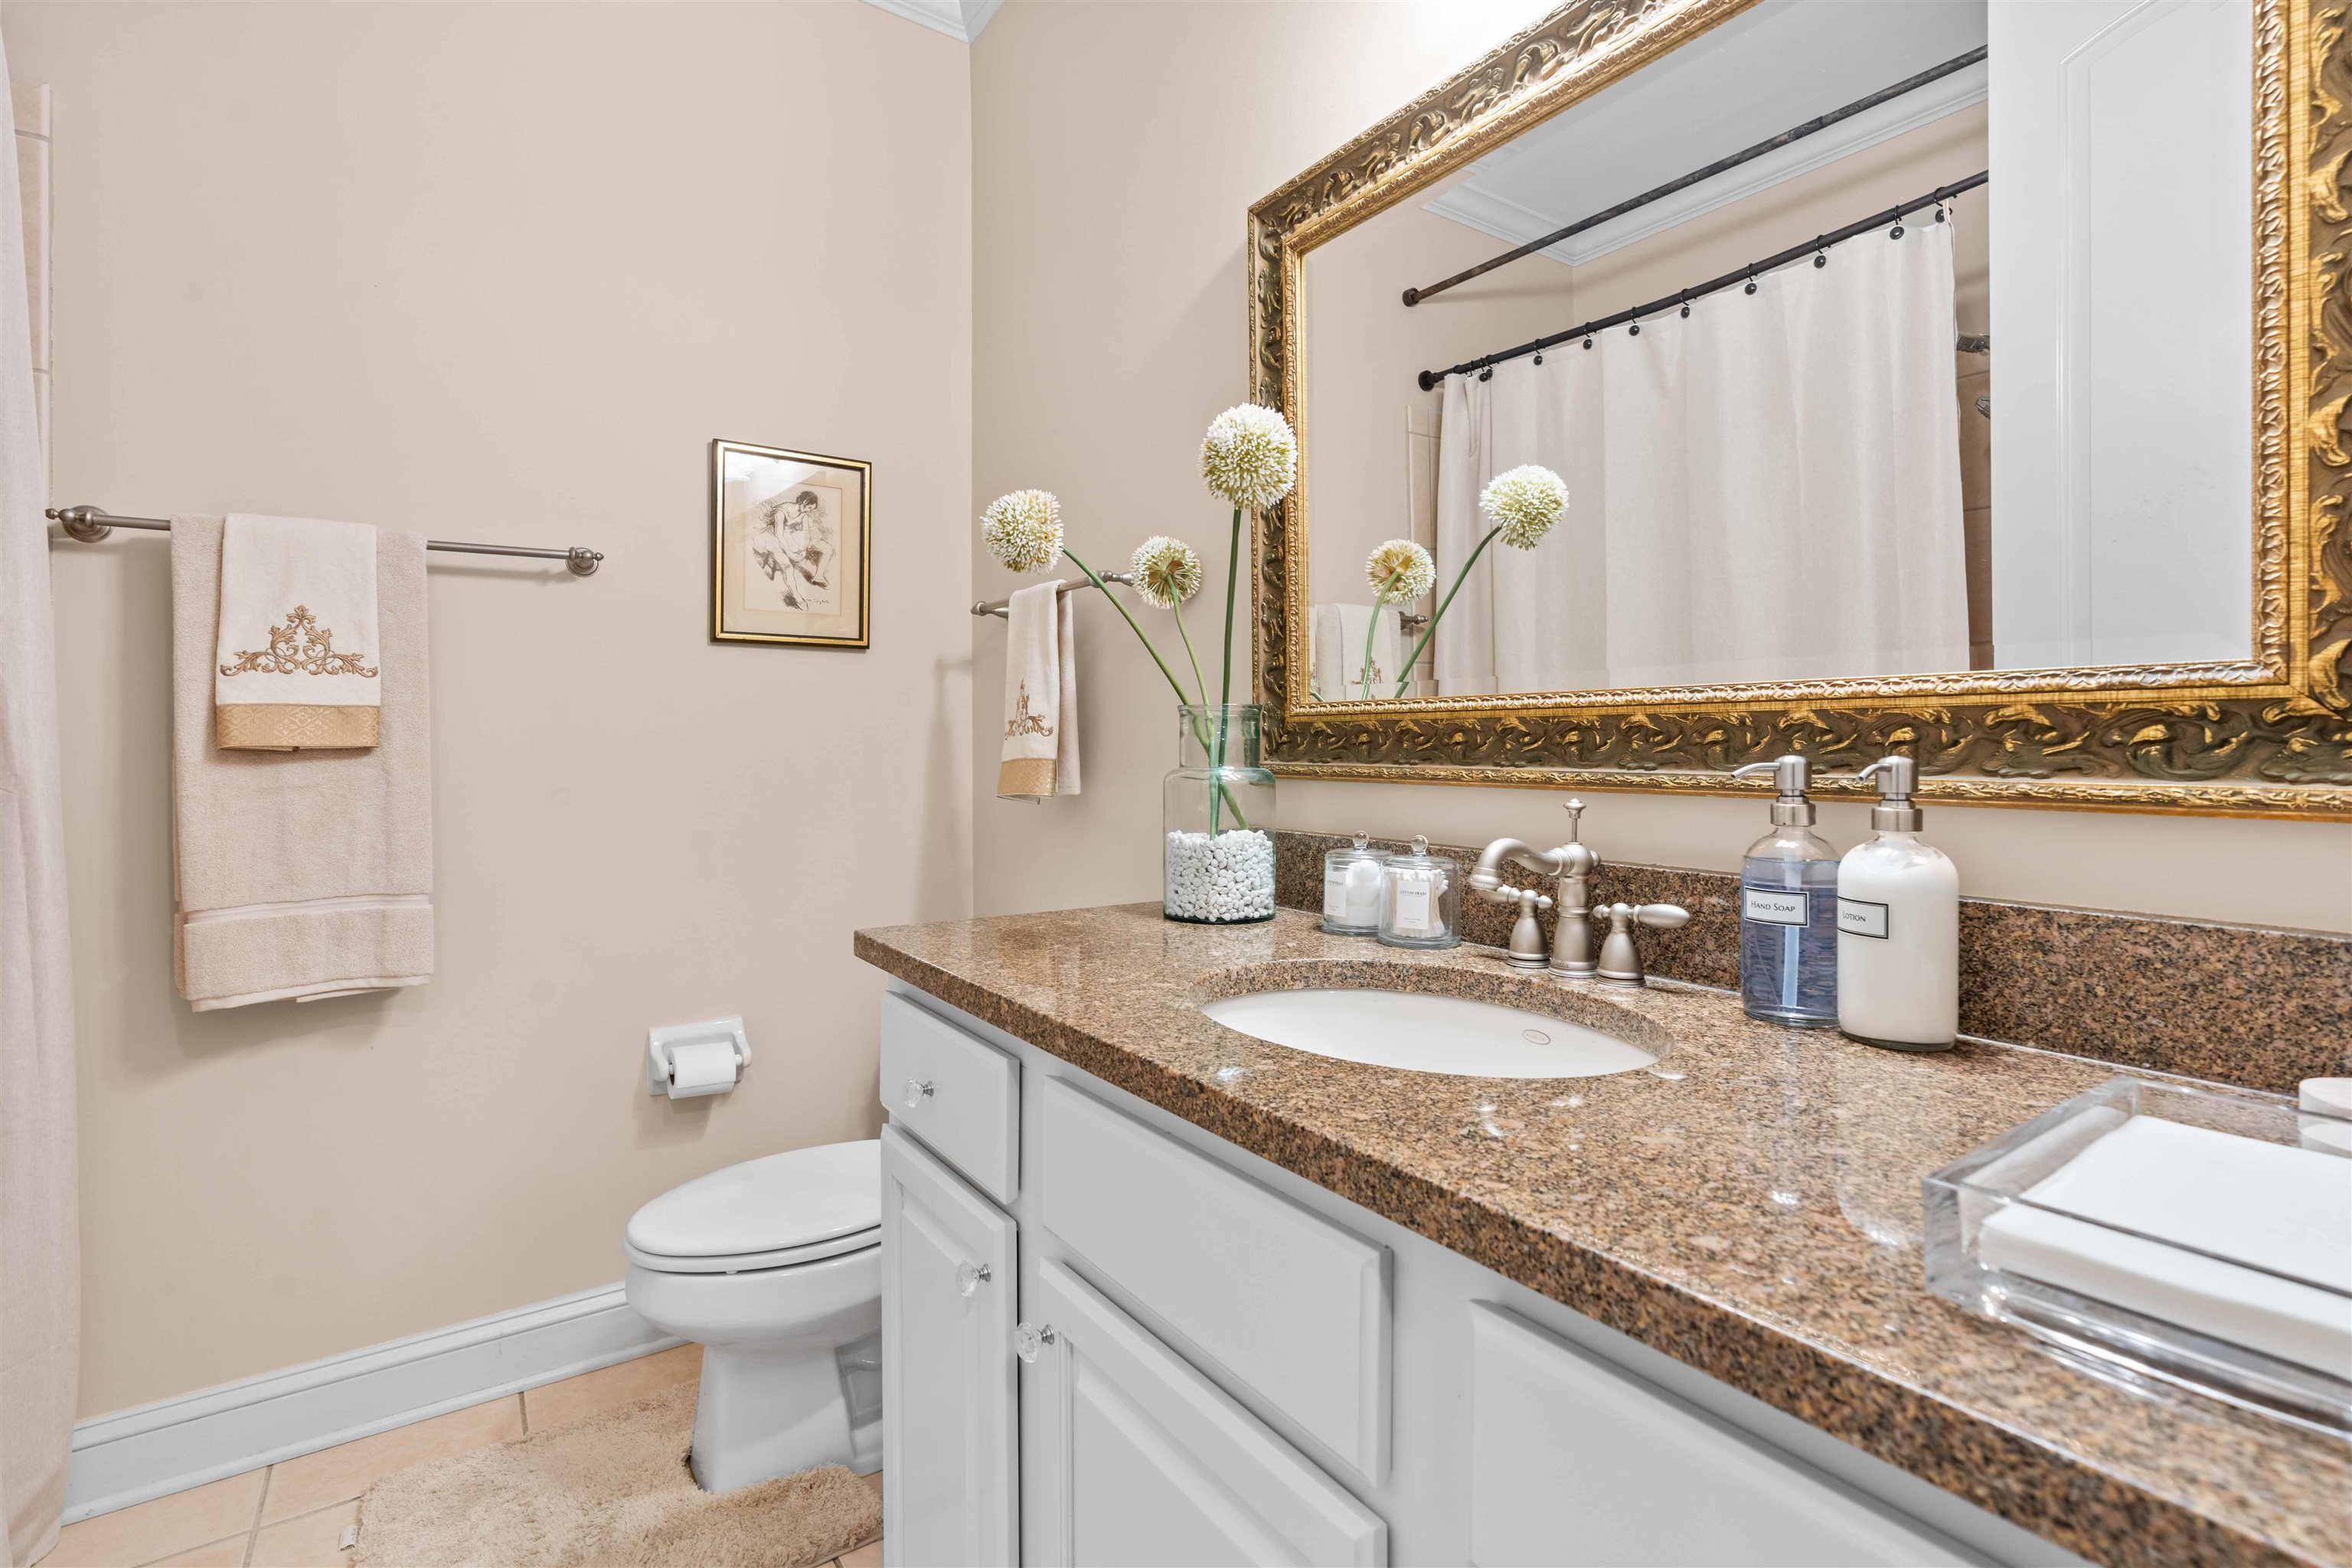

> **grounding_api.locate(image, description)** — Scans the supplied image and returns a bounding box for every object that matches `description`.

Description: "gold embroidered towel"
[172,516,434,1010]
[214,513,384,750]
[995,579,1080,801]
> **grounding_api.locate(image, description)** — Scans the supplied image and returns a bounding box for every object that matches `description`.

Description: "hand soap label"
[1838,897,1890,939]
[1742,888,1808,926]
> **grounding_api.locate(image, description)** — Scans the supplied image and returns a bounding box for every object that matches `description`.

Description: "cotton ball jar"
[1164,829,1276,924]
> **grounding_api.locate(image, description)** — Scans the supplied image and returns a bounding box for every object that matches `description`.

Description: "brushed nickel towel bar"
[46,505,606,576]
[971,571,1135,618]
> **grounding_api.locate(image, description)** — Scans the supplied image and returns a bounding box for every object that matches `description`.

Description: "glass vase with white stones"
[1163,703,1276,923]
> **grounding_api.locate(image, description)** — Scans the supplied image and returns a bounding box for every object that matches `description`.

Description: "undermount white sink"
[1202,987,1658,1079]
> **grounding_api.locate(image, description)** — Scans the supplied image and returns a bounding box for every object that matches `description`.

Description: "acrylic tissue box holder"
[1922,1076,2351,1433]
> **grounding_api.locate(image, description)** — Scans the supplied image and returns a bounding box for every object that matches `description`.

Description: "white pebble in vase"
[1165,828,1276,923]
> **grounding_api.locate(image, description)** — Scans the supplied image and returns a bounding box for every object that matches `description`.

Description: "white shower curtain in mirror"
[0,62,77,1568]
[1436,219,1968,694]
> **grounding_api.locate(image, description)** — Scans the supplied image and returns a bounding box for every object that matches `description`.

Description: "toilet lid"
[626,1140,880,1261]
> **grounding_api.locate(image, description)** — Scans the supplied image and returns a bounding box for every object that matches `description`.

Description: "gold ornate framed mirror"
[1249,0,2351,818]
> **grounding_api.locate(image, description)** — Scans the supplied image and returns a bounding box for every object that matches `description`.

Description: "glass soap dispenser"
[1730,753,1840,1027]
[1378,836,1461,949]
[1321,832,1387,936]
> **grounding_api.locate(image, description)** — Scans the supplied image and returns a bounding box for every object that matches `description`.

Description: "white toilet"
[622,1139,883,1492]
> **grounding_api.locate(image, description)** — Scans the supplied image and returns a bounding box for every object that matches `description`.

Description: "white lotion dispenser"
[1836,756,1958,1052]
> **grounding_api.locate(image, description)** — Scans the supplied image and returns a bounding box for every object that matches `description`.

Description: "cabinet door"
[1467,1303,1975,1567]
[1022,1259,1385,1568]
[881,1125,1018,1568]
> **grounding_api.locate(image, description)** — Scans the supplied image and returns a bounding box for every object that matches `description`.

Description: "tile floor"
[43,1346,885,1568]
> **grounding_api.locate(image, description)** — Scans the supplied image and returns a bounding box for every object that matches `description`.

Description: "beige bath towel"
[172,515,433,1009]
[996,579,1080,801]
[214,513,384,750]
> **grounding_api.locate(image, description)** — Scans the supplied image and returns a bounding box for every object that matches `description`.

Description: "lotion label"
[1742,888,1808,926]
[1837,896,1890,939]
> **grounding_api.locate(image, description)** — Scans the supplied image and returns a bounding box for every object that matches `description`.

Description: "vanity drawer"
[1039,1077,1390,1485]
[878,992,1019,1205]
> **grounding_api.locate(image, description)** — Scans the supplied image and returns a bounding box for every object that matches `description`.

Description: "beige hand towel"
[172,515,433,1009]
[995,580,1080,801]
[1309,602,1400,700]
[214,513,385,750]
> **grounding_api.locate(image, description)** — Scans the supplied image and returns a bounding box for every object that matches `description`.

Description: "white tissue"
[664,1040,741,1099]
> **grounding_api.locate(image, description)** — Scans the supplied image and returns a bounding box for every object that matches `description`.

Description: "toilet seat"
[626,1141,880,1276]
[623,1227,877,1276]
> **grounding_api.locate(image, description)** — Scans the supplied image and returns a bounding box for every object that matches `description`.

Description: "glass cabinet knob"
[956,1261,991,1298]
[901,1078,936,1109]
[1014,1321,1057,1363]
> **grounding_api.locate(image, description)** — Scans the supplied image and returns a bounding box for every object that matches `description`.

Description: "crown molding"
[858,0,1004,44]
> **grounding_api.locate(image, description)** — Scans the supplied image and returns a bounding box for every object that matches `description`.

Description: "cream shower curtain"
[0,64,77,1568]
[1436,217,1969,694]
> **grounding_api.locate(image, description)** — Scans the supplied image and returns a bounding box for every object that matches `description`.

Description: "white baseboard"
[65,1282,682,1524]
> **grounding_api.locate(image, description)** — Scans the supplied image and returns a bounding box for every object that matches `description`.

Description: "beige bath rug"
[353,1383,880,1567]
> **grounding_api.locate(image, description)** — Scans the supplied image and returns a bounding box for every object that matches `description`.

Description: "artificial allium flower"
[981,488,1063,573]
[1129,535,1204,609]
[1364,538,1435,601]
[1479,465,1569,549]
[1198,404,1298,511]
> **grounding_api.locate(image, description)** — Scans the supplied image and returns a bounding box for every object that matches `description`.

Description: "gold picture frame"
[710,439,873,648]
[1247,0,2352,819]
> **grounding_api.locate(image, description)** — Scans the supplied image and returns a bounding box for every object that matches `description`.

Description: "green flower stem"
[1363,570,1400,698]
[1066,544,1249,831]
[1212,506,1244,831]
[1393,524,1502,697]
[1172,599,1210,716]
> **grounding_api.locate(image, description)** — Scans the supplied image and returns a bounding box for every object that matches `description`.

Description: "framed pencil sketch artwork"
[710,439,872,648]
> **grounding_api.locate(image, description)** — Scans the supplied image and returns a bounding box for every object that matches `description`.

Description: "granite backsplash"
[1273,830,2350,1095]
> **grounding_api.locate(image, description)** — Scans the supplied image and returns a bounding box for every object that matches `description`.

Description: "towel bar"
[972,571,1134,618]
[47,505,605,576]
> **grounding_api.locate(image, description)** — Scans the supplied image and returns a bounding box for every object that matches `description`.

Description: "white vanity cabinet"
[879,1125,1018,1568]
[877,982,2076,1568]
[1021,1258,1386,1566]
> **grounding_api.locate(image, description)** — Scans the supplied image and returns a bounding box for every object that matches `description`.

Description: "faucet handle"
[1502,886,1554,969]
[1594,902,1688,985]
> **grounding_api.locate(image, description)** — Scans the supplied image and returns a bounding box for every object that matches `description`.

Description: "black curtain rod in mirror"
[1401,45,1988,308]
[1415,170,1988,391]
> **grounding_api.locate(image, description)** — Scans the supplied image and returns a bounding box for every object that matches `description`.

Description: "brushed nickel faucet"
[1468,800,1687,984]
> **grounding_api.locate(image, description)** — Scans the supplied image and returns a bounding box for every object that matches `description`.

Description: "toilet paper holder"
[645,1016,752,1099]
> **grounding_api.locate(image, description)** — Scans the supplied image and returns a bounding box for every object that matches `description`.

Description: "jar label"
[1742,888,1808,926]
[1838,897,1890,939]
[1392,877,1433,935]
[1323,866,1348,920]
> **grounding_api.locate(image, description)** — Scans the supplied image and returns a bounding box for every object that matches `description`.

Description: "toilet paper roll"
[665,1040,740,1099]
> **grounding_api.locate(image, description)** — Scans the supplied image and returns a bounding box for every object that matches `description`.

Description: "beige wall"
[970,0,2352,935]
[12,1,974,1416]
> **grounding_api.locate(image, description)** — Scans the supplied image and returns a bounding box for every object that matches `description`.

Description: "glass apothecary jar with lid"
[1378,835,1462,949]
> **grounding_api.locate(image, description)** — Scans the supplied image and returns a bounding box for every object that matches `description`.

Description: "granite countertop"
[854,904,2350,1568]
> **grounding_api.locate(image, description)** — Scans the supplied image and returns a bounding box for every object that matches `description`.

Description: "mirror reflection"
[1301,0,2253,701]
